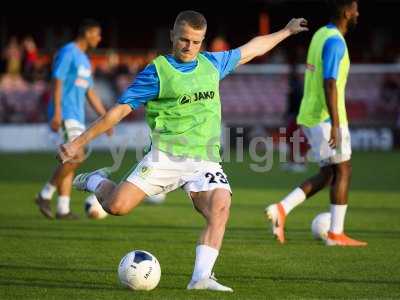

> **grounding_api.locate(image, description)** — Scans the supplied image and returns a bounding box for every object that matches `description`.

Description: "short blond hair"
[173,10,207,30]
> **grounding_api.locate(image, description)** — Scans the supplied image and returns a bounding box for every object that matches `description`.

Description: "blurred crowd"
[0,35,399,125]
[0,36,158,123]
[0,34,233,123]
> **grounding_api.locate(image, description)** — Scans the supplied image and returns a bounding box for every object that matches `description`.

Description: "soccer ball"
[118,250,161,291]
[144,193,166,205]
[311,212,331,240]
[84,194,108,219]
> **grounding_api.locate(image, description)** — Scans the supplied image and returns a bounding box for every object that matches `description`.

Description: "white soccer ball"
[118,250,161,291]
[311,212,331,240]
[84,194,108,219]
[144,193,166,204]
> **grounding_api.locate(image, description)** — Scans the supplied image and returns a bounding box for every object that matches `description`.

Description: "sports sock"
[280,187,306,215]
[329,204,348,234]
[40,182,56,200]
[87,175,107,192]
[57,195,70,215]
[191,245,219,282]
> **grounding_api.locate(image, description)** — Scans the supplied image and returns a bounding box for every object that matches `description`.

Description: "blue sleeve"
[322,36,346,80]
[52,49,73,80]
[203,49,241,80]
[118,64,159,110]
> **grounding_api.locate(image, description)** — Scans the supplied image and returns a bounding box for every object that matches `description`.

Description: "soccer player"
[266,0,367,246]
[35,19,112,219]
[58,11,307,291]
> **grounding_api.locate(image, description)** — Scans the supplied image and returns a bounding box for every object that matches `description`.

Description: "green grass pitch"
[0,151,399,299]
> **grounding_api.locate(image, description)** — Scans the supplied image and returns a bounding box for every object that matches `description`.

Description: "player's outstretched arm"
[57,103,132,163]
[238,18,308,66]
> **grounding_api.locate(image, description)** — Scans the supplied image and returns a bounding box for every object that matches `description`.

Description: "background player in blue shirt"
[36,19,112,219]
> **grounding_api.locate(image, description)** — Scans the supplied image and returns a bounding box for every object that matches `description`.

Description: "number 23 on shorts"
[205,172,228,184]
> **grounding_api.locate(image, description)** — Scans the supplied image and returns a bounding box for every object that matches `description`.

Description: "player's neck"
[75,39,88,52]
[332,20,348,36]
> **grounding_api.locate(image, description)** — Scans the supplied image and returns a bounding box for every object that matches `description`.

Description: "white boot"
[187,273,233,292]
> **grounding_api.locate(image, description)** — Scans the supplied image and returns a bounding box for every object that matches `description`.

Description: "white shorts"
[302,122,352,166]
[61,119,85,142]
[50,119,85,145]
[125,148,232,197]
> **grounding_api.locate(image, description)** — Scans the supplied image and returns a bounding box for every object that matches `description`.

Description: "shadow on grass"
[0,264,188,278]
[0,266,184,291]
[222,274,400,286]
[0,279,118,291]
[0,263,114,274]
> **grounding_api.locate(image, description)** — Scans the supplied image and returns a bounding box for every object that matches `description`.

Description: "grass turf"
[0,151,399,299]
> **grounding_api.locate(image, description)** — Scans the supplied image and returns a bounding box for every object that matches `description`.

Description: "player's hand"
[285,18,308,35]
[329,126,339,149]
[105,127,114,137]
[50,114,62,132]
[57,142,79,163]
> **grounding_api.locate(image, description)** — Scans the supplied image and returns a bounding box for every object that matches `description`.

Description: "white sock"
[40,182,56,200]
[87,175,106,192]
[191,245,219,282]
[57,195,70,215]
[329,204,348,234]
[280,187,306,215]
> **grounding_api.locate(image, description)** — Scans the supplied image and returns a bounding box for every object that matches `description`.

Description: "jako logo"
[179,94,192,104]
[194,91,215,101]
[179,91,215,105]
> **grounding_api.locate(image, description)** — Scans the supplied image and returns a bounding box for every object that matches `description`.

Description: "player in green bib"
[58,11,308,291]
[266,0,367,247]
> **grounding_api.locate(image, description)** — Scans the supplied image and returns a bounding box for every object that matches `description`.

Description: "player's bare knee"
[209,199,231,225]
[337,161,352,178]
[209,211,230,228]
[108,200,129,216]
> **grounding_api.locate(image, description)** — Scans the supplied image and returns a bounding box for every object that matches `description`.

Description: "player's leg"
[326,158,367,246]
[36,120,84,219]
[183,162,233,292]
[97,181,147,215]
[187,188,233,292]
[265,165,334,243]
[54,148,83,215]
[35,152,65,219]
[265,122,334,243]
[330,160,351,205]
[192,188,231,250]
[35,150,83,219]
[300,165,334,197]
[72,167,147,215]
[36,166,58,219]
[73,148,175,215]
[53,147,85,219]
